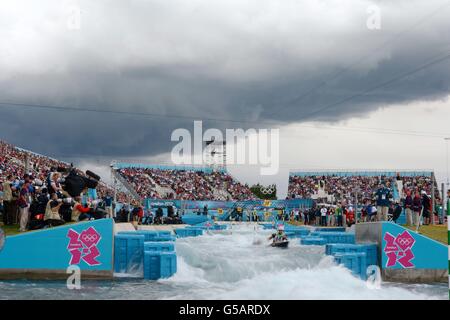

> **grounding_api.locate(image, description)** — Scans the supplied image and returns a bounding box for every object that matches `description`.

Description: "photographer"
[44,193,65,227]
[71,197,106,222]
[72,196,92,221]
[28,187,49,230]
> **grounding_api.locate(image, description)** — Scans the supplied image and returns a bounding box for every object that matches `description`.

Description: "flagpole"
[447,188,449,299]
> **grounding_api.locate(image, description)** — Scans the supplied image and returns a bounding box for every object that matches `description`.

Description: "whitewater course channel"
[0,224,447,299]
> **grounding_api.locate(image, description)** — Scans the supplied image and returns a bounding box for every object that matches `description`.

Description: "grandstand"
[288,170,440,204]
[113,162,258,201]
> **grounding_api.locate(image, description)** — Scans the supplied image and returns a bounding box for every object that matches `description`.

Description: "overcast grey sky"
[1,0,450,197]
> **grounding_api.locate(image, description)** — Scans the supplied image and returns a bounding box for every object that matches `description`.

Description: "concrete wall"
[114,222,136,234]
[0,219,114,280]
[355,222,447,283]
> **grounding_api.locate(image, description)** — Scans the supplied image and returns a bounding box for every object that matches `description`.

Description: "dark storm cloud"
[1,0,450,160]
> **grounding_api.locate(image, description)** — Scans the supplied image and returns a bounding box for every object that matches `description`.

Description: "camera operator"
[28,187,49,230]
[43,193,65,227]
[90,199,107,220]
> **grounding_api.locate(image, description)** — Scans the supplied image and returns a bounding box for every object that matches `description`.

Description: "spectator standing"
[1,175,17,225]
[342,205,347,228]
[103,193,113,218]
[421,191,431,225]
[328,207,335,226]
[303,209,309,225]
[320,206,327,226]
[375,183,391,221]
[404,190,413,226]
[335,206,342,226]
[294,208,299,222]
[412,191,422,227]
[17,181,31,232]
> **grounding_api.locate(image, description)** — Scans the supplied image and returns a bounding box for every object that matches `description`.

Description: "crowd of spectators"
[288,172,442,226]
[288,175,383,201]
[0,140,133,232]
[117,167,257,201]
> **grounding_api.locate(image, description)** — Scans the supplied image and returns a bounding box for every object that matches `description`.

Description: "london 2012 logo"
[383,230,415,268]
[0,227,5,252]
[260,185,275,195]
[66,227,102,266]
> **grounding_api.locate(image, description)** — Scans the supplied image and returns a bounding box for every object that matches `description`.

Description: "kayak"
[270,240,289,248]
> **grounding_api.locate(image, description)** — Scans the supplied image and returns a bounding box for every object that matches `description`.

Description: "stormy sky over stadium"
[1,0,450,196]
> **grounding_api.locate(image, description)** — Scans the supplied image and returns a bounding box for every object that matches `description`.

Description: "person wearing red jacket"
[72,197,91,221]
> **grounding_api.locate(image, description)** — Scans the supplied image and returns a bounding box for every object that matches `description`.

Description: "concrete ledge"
[0,269,113,280]
[355,222,382,244]
[382,268,447,283]
[114,222,136,234]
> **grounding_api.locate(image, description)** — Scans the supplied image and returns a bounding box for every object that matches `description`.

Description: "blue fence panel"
[144,241,175,253]
[114,234,145,273]
[334,252,368,280]
[143,251,177,280]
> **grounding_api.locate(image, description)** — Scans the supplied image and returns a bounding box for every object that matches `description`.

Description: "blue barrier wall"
[0,219,114,276]
[381,223,447,270]
[145,198,314,211]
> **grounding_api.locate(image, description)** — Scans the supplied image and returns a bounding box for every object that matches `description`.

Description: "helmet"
[277,224,284,231]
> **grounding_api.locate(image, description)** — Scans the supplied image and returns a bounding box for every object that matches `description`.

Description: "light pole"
[445,138,450,189]
[445,138,450,224]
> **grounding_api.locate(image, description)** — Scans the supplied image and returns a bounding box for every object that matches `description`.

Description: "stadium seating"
[116,165,257,201]
[288,171,440,203]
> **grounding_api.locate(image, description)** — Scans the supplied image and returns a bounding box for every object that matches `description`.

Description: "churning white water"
[158,224,446,300]
[0,223,446,300]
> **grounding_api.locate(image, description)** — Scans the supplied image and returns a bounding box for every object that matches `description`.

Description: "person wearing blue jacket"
[375,182,392,221]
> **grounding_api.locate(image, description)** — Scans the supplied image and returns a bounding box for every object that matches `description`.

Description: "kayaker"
[268,224,288,243]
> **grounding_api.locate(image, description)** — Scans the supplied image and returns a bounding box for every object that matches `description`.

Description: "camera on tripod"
[56,167,101,198]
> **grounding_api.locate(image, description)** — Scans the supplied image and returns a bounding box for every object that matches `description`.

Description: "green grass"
[402,224,448,245]
[287,221,304,226]
[1,222,77,236]
[0,224,21,236]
